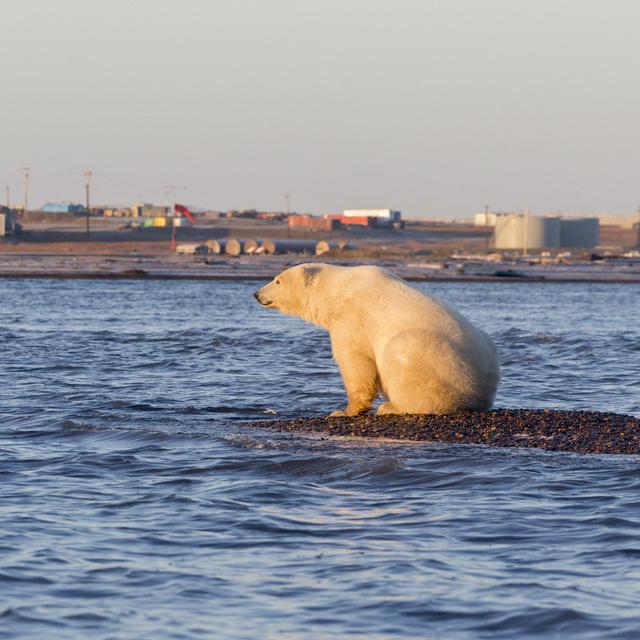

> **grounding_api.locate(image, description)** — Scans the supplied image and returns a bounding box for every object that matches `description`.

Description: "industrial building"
[494,214,599,251]
[42,202,85,213]
[0,209,19,237]
[287,210,403,230]
[478,210,637,232]
[130,203,170,218]
[288,214,341,231]
[343,209,402,223]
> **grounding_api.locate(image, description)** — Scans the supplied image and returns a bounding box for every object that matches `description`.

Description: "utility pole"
[21,167,29,215]
[283,193,291,238]
[163,184,186,253]
[5,186,9,208]
[84,170,93,236]
[484,204,490,252]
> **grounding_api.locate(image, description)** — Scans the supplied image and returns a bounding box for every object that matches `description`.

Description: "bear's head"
[254,263,323,321]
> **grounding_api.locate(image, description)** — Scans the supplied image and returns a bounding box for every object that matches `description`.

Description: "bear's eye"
[275,278,281,285]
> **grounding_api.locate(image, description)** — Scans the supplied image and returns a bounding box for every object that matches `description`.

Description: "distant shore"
[2,217,639,283]
[1,252,639,283]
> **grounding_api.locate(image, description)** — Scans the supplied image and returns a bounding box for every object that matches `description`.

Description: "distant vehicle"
[118,221,142,230]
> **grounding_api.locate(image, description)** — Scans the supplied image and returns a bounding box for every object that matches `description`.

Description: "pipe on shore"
[224,238,260,256]
[225,238,243,256]
[260,239,319,255]
[205,239,226,254]
[243,239,259,254]
[315,240,350,255]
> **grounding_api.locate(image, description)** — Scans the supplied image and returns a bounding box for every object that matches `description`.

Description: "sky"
[1,0,639,218]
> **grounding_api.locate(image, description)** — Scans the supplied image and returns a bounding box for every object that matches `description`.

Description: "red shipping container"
[340,216,375,227]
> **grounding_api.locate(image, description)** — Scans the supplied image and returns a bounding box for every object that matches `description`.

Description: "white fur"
[255,263,500,415]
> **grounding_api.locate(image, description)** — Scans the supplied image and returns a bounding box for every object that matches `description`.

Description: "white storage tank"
[494,214,561,250]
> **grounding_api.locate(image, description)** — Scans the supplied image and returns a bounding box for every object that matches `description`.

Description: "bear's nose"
[253,291,260,301]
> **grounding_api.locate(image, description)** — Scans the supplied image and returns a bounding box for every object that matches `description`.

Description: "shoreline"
[1,270,639,284]
[1,246,640,284]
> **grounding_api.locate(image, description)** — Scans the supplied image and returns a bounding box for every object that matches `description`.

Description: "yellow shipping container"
[154,217,166,227]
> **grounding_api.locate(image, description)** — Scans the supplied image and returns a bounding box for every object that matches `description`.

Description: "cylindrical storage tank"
[260,239,318,255]
[244,239,259,254]
[494,215,521,249]
[494,215,560,250]
[539,217,560,248]
[205,239,225,254]
[560,219,599,248]
[225,238,243,256]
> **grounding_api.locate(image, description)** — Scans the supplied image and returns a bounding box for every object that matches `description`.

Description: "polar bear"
[254,263,499,416]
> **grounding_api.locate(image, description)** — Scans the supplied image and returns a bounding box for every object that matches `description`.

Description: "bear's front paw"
[329,409,348,417]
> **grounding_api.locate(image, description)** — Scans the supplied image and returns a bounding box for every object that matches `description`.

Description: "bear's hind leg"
[376,402,402,415]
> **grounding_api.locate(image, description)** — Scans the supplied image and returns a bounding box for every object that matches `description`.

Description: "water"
[1,277,639,639]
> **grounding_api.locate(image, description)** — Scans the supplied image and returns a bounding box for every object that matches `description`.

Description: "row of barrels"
[205,238,351,256]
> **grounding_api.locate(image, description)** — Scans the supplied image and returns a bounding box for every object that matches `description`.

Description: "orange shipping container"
[339,216,374,227]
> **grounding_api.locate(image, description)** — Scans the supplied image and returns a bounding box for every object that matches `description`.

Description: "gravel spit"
[241,409,640,455]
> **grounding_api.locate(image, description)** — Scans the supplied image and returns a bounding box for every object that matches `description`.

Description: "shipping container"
[339,216,375,227]
[288,214,342,230]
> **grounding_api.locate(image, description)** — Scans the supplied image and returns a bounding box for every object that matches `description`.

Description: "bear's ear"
[302,265,321,287]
